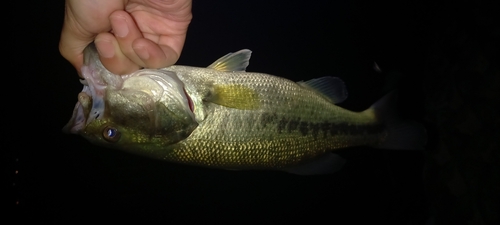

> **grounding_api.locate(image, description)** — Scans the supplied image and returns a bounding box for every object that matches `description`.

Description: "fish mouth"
[63,85,92,134]
[63,80,105,134]
[64,43,123,134]
[63,65,110,134]
[62,101,84,134]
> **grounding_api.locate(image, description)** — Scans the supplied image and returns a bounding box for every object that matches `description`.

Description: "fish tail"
[364,91,427,150]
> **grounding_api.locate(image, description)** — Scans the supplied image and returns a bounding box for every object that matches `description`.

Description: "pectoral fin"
[207,84,260,110]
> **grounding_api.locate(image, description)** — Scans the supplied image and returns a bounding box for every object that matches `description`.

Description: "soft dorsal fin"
[208,49,252,72]
[297,76,348,104]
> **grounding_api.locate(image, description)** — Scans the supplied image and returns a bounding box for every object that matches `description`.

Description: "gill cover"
[106,69,197,143]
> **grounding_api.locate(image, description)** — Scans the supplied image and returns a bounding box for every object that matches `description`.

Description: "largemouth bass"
[64,43,426,175]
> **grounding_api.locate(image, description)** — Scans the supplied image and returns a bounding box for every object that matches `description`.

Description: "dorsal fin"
[297,76,348,104]
[207,49,252,72]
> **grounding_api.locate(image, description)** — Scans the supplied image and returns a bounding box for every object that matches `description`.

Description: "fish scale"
[159,70,385,169]
[64,44,426,175]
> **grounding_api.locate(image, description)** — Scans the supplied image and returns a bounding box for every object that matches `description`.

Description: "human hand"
[59,0,192,75]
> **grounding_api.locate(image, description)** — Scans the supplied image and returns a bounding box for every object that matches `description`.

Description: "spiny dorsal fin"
[206,84,260,110]
[208,49,252,72]
[297,76,348,104]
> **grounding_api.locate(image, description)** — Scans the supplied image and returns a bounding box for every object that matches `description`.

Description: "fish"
[63,43,426,175]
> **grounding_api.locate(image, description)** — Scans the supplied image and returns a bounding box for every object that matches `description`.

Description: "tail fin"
[365,91,427,150]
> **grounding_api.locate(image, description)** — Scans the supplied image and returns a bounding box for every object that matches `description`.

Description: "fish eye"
[102,126,121,143]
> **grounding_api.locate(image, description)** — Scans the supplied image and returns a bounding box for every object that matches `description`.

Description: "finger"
[59,0,124,76]
[109,11,147,68]
[137,26,187,68]
[132,38,180,69]
[95,33,141,75]
[59,21,93,77]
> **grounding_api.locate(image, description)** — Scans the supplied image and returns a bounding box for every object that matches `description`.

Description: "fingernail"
[111,15,129,38]
[94,40,115,58]
[134,45,150,60]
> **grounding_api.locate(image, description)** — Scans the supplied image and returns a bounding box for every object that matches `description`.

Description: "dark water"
[10,0,498,224]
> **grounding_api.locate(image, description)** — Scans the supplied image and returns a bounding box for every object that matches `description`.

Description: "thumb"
[59,24,95,77]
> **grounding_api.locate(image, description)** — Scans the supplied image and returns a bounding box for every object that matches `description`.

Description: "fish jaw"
[62,101,85,134]
[62,84,106,135]
[63,53,123,134]
[62,86,92,134]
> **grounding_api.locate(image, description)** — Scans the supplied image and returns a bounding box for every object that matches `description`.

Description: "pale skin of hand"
[59,0,192,76]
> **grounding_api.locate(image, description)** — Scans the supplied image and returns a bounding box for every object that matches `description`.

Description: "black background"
[8,0,498,224]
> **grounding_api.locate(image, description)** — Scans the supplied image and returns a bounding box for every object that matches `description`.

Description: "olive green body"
[66,45,392,172]
[151,66,386,170]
